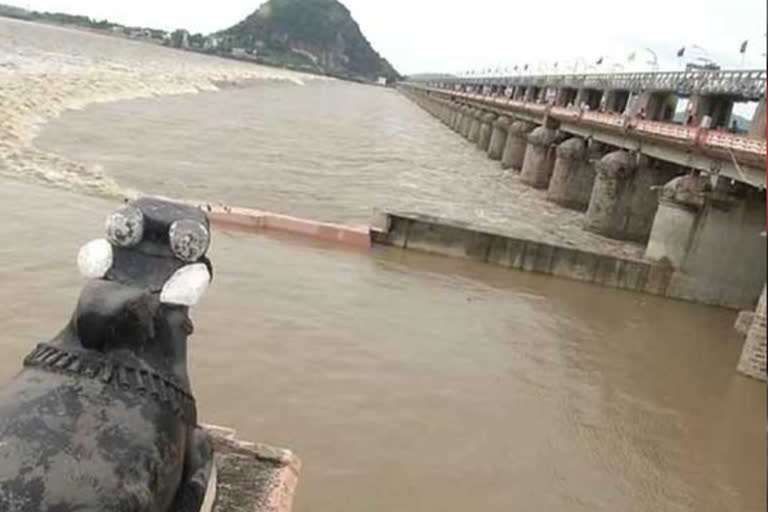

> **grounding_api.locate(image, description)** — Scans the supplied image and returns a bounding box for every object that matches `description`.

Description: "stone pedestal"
[488,116,510,160]
[520,127,559,188]
[206,425,301,512]
[476,113,497,152]
[547,137,595,211]
[737,286,767,381]
[468,110,482,143]
[501,120,535,171]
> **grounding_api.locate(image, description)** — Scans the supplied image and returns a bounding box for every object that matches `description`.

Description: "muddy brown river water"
[0,18,765,512]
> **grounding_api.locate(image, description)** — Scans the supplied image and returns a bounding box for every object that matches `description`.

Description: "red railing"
[431,85,766,162]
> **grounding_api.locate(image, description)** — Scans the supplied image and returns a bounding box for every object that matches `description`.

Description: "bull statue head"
[0,198,216,512]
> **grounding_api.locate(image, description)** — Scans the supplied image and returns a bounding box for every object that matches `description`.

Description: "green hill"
[217,0,399,82]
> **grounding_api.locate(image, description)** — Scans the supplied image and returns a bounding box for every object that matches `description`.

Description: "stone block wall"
[737,286,767,381]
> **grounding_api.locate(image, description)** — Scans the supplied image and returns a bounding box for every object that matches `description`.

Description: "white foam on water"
[0,17,330,199]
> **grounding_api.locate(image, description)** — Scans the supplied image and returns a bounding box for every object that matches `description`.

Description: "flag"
[740,40,748,54]
[553,62,558,68]
[628,51,637,62]
[596,57,603,65]
[514,65,518,71]
[676,46,685,57]
[524,64,529,70]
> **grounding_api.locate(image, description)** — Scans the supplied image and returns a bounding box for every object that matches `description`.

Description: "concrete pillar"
[460,107,474,138]
[645,175,707,267]
[476,113,497,152]
[520,127,559,188]
[585,153,672,242]
[448,102,461,130]
[547,137,596,211]
[454,105,468,133]
[501,120,535,171]
[666,182,767,308]
[749,95,766,139]
[738,286,767,380]
[584,151,635,238]
[468,110,483,143]
[488,116,511,160]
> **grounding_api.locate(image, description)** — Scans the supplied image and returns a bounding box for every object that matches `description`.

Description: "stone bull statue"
[0,198,217,511]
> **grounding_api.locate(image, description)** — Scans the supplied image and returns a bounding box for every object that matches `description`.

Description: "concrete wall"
[375,211,765,309]
[374,212,674,296]
[738,285,767,380]
[667,188,767,308]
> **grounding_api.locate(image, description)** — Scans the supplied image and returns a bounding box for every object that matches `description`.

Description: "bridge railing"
[416,68,767,101]
[404,83,768,164]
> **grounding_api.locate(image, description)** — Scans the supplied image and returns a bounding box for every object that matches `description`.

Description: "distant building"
[231,48,247,57]
[377,76,387,86]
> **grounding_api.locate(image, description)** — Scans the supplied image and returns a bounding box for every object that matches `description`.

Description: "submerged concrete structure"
[398,69,767,377]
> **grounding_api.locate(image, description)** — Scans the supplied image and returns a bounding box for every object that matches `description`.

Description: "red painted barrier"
[201,204,372,249]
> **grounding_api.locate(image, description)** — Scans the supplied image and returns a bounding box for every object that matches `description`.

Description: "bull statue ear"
[77,239,113,279]
[160,264,211,307]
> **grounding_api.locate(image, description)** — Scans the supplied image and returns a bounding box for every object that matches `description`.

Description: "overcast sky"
[14,0,768,74]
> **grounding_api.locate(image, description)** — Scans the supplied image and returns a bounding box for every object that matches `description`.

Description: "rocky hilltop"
[217,0,399,82]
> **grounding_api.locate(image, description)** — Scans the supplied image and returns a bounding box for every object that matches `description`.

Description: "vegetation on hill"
[217,0,400,82]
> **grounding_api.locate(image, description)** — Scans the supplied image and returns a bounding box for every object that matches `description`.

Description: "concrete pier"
[546,137,596,210]
[665,182,767,307]
[520,127,559,188]
[449,102,461,131]
[501,120,535,171]
[476,112,496,152]
[468,110,482,143]
[584,152,668,242]
[488,116,510,160]
[460,106,474,138]
[738,286,767,380]
[645,175,705,267]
